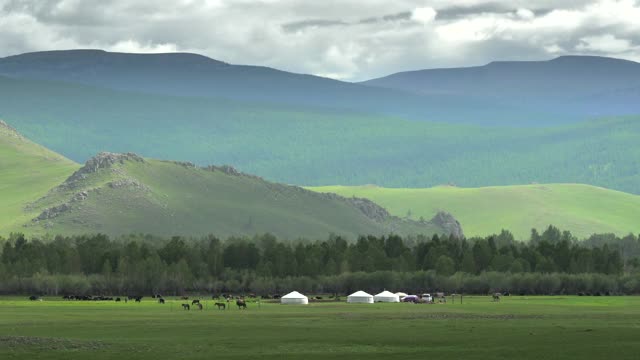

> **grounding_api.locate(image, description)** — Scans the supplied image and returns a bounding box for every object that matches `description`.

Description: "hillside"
[17,152,459,239]
[1,78,639,195]
[309,184,640,239]
[0,120,79,232]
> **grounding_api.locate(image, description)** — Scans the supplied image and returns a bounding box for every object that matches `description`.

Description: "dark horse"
[182,304,190,310]
[158,298,165,304]
[191,299,200,305]
[236,299,247,310]
[214,302,226,310]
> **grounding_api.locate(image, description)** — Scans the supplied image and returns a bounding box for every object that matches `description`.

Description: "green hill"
[309,184,640,239]
[0,120,79,232]
[15,151,459,239]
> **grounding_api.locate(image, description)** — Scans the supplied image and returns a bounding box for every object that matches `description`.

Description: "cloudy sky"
[1,0,639,80]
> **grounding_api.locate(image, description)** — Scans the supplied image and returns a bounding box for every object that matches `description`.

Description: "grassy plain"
[310,184,640,239]
[0,296,639,359]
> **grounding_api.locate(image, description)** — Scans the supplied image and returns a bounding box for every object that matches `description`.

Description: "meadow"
[310,183,640,239]
[1,295,639,359]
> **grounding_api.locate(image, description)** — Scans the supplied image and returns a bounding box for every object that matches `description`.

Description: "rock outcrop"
[430,211,464,239]
[63,152,144,188]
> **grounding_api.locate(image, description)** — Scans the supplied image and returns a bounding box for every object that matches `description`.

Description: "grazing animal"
[236,299,247,310]
[182,304,190,310]
[158,298,165,304]
[115,297,121,302]
[181,296,189,300]
[191,299,200,305]
[215,302,226,310]
[196,303,203,310]
[29,295,39,301]
[492,293,501,302]
[135,297,142,303]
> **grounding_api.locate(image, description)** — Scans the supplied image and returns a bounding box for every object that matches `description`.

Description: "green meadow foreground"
[1,296,639,359]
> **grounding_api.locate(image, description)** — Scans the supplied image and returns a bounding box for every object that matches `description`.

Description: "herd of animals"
[26,293,294,310]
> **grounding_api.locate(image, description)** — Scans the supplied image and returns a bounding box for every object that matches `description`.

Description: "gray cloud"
[1,0,639,81]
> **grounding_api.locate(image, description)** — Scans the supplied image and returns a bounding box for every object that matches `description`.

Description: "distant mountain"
[0,50,439,122]
[310,183,640,239]
[0,124,459,238]
[2,50,631,125]
[362,56,640,119]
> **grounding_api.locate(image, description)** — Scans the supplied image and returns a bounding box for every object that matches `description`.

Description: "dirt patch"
[0,336,107,351]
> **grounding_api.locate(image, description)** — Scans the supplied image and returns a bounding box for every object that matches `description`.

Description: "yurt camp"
[280,291,309,305]
[347,291,374,304]
[374,290,400,303]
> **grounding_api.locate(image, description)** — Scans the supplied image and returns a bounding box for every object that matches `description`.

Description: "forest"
[1,226,639,296]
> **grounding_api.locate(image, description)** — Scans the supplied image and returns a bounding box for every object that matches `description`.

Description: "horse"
[135,296,142,303]
[191,299,200,305]
[158,298,165,304]
[196,303,203,310]
[215,302,226,310]
[182,304,190,310]
[28,295,39,301]
[492,293,501,302]
[236,299,247,310]
[180,296,189,300]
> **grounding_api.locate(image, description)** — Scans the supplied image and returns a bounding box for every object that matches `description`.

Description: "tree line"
[1,226,639,295]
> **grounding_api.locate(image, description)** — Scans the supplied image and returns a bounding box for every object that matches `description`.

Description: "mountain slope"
[0,120,79,232]
[2,77,640,195]
[309,184,640,239]
[20,152,459,239]
[362,56,640,119]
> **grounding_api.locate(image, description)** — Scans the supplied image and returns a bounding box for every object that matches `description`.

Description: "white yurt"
[395,292,408,299]
[347,291,374,304]
[280,291,309,305]
[374,290,400,303]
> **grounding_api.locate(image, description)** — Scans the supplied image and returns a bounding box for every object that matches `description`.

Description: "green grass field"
[1,296,639,359]
[309,184,640,239]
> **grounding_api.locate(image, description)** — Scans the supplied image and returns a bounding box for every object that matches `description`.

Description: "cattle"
[196,303,203,310]
[180,296,189,300]
[115,297,121,302]
[29,295,39,301]
[158,298,165,304]
[191,299,200,305]
[492,293,501,302]
[215,302,226,310]
[135,296,142,303]
[182,304,190,310]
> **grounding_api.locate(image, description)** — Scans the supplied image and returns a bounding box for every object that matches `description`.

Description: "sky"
[1,0,639,81]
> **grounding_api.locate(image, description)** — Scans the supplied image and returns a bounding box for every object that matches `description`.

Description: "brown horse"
[215,302,226,310]
[236,299,247,310]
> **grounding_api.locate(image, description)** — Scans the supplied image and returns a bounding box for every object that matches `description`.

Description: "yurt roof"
[375,290,398,297]
[348,290,373,297]
[282,291,307,299]
[395,292,408,297]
